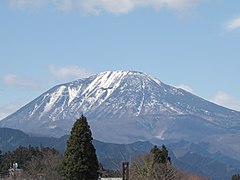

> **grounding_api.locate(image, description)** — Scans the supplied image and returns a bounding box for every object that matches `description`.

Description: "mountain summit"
[1,70,240,143]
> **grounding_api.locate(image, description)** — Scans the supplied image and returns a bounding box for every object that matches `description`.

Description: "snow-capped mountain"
[1,70,240,145]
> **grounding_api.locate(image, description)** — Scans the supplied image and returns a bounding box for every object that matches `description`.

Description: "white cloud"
[8,0,199,14]
[48,64,92,81]
[79,0,137,14]
[53,0,73,12]
[226,17,240,31]
[2,73,42,89]
[210,91,240,111]
[175,86,240,112]
[8,0,48,9]
[175,84,194,93]
[0,101,26,120]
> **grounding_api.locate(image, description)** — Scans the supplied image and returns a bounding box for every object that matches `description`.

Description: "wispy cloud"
[175,84,194,93]
[2,66,91,89]
[47,64,92,81]
[8,0,199,14]
[175,85,240,112]
[210,91,240,111]
[2,73,42,89]
[8,0,48,9]
[226,16,240,31]
[54,0,73,12]
[0,101,26,120]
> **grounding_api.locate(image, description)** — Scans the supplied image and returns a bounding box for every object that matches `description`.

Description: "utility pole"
[122,162,129,180]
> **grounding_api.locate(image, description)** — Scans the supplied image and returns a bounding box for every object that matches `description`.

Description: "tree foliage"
[0,146,62,179]
[232,174,240,180]
[24,147,63,179]
[130,145,178,180]
[61,115,99,180]
[99,163,122,178]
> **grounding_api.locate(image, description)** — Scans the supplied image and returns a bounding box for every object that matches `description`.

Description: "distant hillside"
[0,127,153,170]
[0,127,66,152]
[175,152,239,180]
[1,127,240,179]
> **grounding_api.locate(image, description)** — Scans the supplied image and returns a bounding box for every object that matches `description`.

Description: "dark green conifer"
[232,174,240,180]
[150,144,170,164]
[61,115,99,180]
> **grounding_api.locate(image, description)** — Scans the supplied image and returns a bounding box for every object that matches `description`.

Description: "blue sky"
[1,0,240,119]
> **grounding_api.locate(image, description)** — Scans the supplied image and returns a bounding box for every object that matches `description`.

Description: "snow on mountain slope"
[1,70,240,144]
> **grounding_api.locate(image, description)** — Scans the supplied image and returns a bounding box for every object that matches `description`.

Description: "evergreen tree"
[232,174,240,180]
[150,144,171,165]
[61,115,99,180]
[130,145,178,180]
